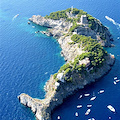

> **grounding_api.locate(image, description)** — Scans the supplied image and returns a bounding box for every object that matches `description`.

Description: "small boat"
[79,95,83,99]
[90,96,96,101]
[107,105,115,112]
[77,105,82,108]
[88,118,95,120]
[32,26,35,28]
[108,116,112,119]
[84,93,90,97]
[98,90,104,94]
[87,104,92,108]
[57,116,60,119]
[116,79,120,83]
[85,109,91,115]
[75,112,78,117]
[114,77,117,80]
[113,81,116,85]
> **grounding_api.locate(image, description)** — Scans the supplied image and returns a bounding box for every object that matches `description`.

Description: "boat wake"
[105,16,120,29]
[12,14,19,21]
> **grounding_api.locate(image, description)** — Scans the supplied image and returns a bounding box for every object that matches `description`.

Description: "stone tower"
[80,15,88,24]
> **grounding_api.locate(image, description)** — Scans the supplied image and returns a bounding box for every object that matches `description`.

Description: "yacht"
[87,104,92,108]
[77,105,82,108]
[90,96,96,101]
[107,105,115,112]
[98,90,104,94]
[85,109,91,115]
[75,112,78,116]
[84,93,90,97]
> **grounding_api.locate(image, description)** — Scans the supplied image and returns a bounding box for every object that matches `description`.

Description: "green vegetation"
[45,8,107,40]
[71,34,107,69]
[45,10,68,20]
[53,34,107,82]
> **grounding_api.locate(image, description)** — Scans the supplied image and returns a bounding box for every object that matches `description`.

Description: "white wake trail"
[105,16,120,28]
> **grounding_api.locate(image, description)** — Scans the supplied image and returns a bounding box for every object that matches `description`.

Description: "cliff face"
[18,9,115,120]
[29,14,113,47]
[18,54,115,120]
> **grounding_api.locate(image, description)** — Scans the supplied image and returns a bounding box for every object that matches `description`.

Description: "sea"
[0,0,120,120]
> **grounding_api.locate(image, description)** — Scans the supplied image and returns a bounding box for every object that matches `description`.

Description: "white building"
[80,15,88,25]
[57,73,65,82]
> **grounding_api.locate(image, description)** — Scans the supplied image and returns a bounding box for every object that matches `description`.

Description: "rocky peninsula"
[18,8,115,120]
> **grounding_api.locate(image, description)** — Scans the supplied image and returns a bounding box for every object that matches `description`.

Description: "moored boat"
[87,104,92,108]
[84,93,90,97]
[57,116,60,119]
[107,105,115,112]
[75,112,79,116]
[98,90,104,94]
[77,105,82,108]
[90,96,96,101]
[85,109,91,115]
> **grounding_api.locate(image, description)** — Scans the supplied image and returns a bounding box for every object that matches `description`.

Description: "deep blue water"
[0,0,120,120]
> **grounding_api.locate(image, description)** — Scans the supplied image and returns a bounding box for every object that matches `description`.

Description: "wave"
[105,16,120,28]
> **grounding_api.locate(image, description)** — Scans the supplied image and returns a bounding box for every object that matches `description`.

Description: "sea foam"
[105,16,120,29]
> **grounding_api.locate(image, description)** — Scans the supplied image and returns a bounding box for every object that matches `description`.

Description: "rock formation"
[18,8,115,120]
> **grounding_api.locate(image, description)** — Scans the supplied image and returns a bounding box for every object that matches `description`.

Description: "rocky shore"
[18,9,115,120]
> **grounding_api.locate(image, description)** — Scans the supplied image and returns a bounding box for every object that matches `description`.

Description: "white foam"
[105,16,120,28]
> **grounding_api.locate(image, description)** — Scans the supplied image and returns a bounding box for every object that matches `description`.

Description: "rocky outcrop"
[29,14,113,47]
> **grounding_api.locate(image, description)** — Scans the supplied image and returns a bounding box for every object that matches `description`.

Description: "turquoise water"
[0,0,120,120]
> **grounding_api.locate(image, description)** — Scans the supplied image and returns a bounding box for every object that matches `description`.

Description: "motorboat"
[85,109,91,115]
[79,95,83,99]
[107,105,115,112]
[87,104,92,108]
[113,81,116,85]
[116,79,120,83]
[114,77,117,80]
[75,112,78,116]
[90,96,96,101]
[57,116,60,119]
[77,105,82,108]
[98,90,104,94]
[84,93,90,97]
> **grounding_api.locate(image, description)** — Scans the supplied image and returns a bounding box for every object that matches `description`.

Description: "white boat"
[88,118,95,120]
[75,112,78,116]
[116,79,120,83]
[107,105,115,112]
[87,104,92,108]
[79,95,83,99]
[114,77,117,80]
[57,116,60,119]
[77,105,82,108]
[98,90,104,94]
[113,81,116,85]
[84,93,90,97]
[85,109,91,115]
[90,96,96,101]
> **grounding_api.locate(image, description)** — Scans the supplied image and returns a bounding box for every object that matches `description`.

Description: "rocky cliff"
[18,8,115,120]
[18,54,115,120]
